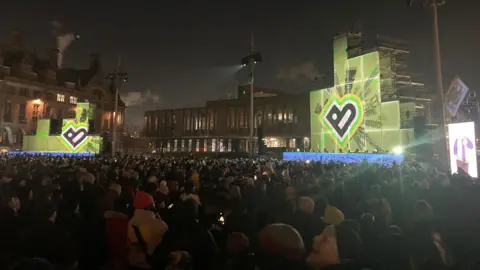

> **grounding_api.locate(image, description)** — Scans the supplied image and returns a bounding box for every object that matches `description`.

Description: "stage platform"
[283,152,404,165]
[8,151,96,157]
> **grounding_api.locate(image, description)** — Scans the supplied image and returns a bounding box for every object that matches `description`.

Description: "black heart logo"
[61,126,88,149]
[325,103,357,138]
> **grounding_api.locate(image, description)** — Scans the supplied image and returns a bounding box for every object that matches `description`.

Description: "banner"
[445,76,469,118]
[448,121,477,178]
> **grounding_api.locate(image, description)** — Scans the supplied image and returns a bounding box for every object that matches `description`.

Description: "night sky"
[1,0,479,125]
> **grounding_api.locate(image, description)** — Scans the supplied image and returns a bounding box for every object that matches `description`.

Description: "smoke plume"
[277,61,323,82]
[52,21,75,68]
[121,90,161,107]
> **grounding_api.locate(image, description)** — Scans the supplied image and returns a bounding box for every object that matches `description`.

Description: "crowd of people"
[0,154,478,270]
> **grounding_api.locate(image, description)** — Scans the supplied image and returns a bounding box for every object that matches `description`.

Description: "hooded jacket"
[127,209,168,269]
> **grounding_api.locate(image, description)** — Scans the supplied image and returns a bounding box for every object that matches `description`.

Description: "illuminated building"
[144,86,310,153]
[310,32,432,153]
[0,29,126,149]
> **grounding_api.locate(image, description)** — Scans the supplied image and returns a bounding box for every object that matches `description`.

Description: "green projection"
[36,119,50,137]
[310,36,413,152]
[24,102,101,154]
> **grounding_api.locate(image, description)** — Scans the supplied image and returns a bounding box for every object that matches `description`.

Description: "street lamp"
[409,0,448,165]
[106,56,128,156]
[241,45,262,155]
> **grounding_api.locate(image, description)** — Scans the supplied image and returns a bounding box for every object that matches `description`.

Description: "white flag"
[445,76,469,117]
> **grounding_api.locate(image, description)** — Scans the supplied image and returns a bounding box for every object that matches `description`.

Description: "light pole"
[410,0,448,164]
[241,35,262,155]
[106,56,127,156]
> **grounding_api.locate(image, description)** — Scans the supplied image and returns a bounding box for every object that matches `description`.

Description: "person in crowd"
[127,191,168,269]
[0,154,477,270]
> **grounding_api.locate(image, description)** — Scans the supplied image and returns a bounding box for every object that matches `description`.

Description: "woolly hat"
[108,183,122,196]
[158,183,169,196]
[167,251,192,270]
[413,199,434,222]
[285,186,295,201]
[323,205,344,226]
[147,175,157,184]
[227,232,250,254]
[297,196,315,214]
[134,191,154,209]
[181,193,200,205]
[245,177,254,186]
[258,223,305,260]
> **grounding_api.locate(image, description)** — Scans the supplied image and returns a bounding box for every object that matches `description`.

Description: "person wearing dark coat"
[154,198,219,270]
[17,201,77,269]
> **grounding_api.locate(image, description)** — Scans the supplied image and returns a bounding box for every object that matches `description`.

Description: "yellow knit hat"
[323,205,344,226]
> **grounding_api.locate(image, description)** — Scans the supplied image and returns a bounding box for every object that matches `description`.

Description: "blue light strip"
[7,151,96,157]
[283,152,404,165]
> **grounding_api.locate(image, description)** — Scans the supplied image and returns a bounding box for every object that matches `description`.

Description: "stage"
[283,152,405,165]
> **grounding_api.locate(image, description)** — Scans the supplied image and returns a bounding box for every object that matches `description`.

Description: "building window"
[203,139,207,152]
[211,139,216,152]
[188,139,192,152]
[19,103,26,123]
[4,101,11,122]
[94,90,103,100]
[57,94,65,102]
[19,88,28,97]
[32,104,40,123]
[69,96,78,104]
[219,139,224,152]
[173,139,178,152]
[181,140,185,152]
[196,139,200,152]
[45,106,51,118]
[228,139,232,152]
[6,86,15,95]
[33,90,42,99]
[289,138,296,148]
[68,109,76,119]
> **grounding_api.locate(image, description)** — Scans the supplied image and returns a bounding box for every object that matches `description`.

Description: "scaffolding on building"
[375,34,433,124]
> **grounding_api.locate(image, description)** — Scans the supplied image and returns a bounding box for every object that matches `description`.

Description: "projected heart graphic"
[60,124,88,151]
[319,94,363,148]
[325,103,357,138]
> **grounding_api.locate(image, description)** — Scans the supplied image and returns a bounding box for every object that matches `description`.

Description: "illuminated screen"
[23,102,101,154]
[23,135,101,154]
[448,122,477,177]
[310,50,413,153]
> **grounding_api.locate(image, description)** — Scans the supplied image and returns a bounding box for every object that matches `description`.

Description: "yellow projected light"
[23,102,101,154]
[310,35,414,152]
[318,93,364,149]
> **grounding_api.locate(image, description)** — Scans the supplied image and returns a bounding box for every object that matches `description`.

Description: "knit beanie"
[297,196,315,214]
[227,232,250,254]
[108,183,122,196]
[323,205,344,226]
[134,191,154,209]
[413,199,434,222]
[258,223,305,260]
[158,183,169,196]
[147,175,157,184]
[285,186,295,201]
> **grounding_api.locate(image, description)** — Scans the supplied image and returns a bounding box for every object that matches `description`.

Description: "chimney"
[9,29,24,48]
[89,53,101,70]
[48,49,59,70]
